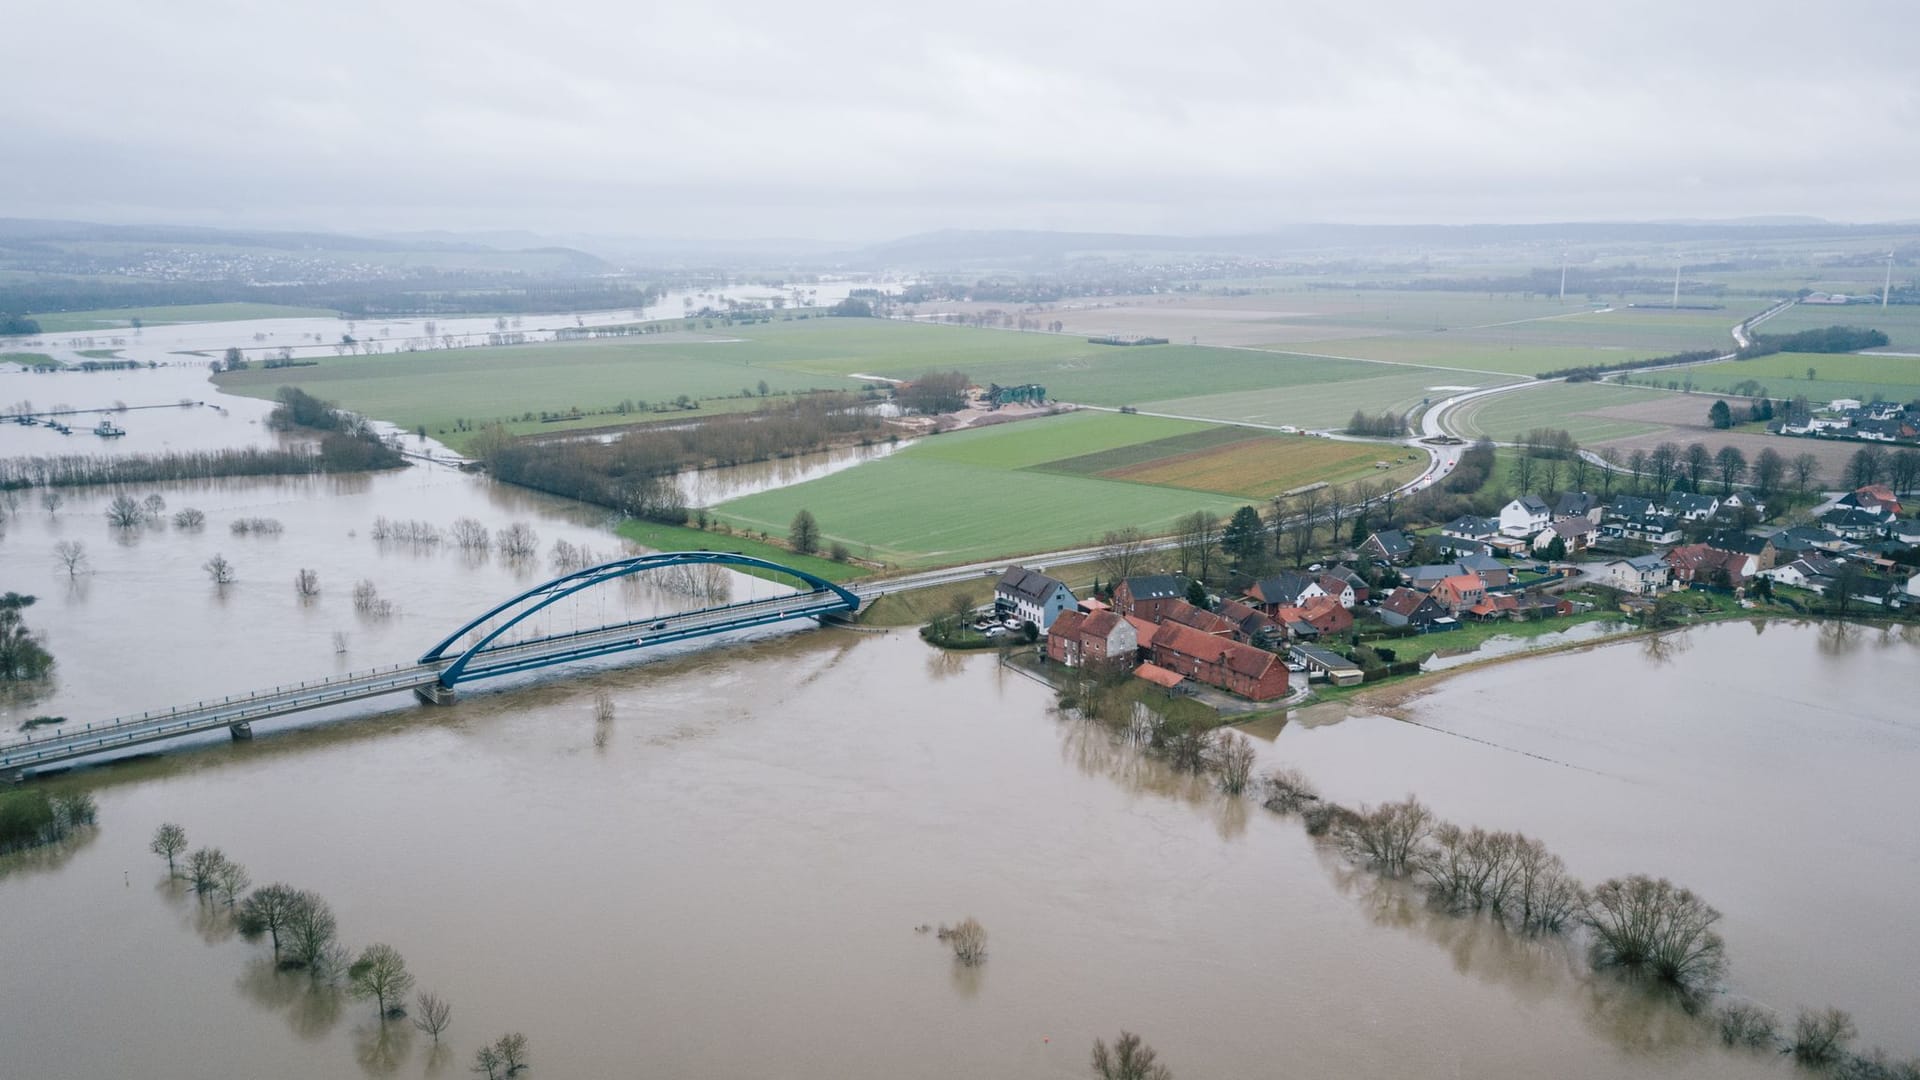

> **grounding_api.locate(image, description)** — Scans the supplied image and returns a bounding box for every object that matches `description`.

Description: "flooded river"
[0,350,1911,1077]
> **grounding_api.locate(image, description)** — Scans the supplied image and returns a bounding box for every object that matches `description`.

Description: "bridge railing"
[0,663,436,758]
[464,588,842,655]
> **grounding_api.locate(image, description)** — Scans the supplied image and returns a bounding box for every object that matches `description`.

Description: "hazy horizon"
[7,0,1918,241]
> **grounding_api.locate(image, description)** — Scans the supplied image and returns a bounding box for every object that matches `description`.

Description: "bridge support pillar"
[414,683,458,706]
[229,722,253,741]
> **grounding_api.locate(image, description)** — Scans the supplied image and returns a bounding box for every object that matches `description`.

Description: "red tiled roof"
[1081,610,1124,638]
[1134,662,1186,689]
[1048,609,1088,638]
[1151,622,1283,680]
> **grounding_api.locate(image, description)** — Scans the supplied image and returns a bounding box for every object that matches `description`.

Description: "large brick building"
[1148,623,1290,701]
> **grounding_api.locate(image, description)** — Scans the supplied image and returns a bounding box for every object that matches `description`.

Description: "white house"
[994,567,1076,630]
[1533,517,1597,554]
[1829,398,1863,412]
[1498,496,1552,538]
[1601,554,1671,595]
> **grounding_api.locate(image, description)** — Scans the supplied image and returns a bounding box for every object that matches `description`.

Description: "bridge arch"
[420,551,860,687]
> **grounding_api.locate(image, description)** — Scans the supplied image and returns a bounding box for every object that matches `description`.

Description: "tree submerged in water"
[0,593,54,681]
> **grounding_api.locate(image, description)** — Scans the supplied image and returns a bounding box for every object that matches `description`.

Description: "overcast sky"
[6,0,1917,241]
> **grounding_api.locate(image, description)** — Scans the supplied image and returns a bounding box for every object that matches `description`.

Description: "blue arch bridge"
[1,552,865,779]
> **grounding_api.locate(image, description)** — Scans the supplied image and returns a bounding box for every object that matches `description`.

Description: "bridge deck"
[1,587,851,776]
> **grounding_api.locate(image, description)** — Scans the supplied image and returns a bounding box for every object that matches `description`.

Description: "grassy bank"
[614,519,868,584]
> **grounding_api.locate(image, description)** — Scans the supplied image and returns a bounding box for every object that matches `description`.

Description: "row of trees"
[1344,410,1406,437]
[0,592,54,681]
[0,441,402,489]
[148,822,526,1075]
[1257,782,1914,1072]
[897,370,970,415]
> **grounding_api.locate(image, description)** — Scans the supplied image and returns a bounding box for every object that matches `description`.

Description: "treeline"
[1,314,39,336]
[898,371,969,414]
[1740,324,1889,358]
[0,787,97,855]
[1543,348,1720,381]
[485,394,892,522]
[1444,437,1496,493]
[0,440,404,489]
[1345,410,1406,437]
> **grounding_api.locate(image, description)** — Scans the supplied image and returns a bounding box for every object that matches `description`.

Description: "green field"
[31,302,342,332]
[1749,303,1920,352]
[614,519,868,583]
[1447,382,1675,444]
[1675,351,1920,405]
[712,412,1261,566]
[1,351,58,367]
[213,317,1490,450]
[1145,366,1519,429]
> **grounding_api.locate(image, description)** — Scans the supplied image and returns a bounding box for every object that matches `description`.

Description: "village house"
[1553,492,1603,523]
[1404,562,1467,591]
[1499,496,1552,538]
[1246,571,1328,615]
[1360,529,1413,564]
[1704,530,1777,571]
[1315,573,1358,610]
[1664,544,1755,587]
[1837,485,1903,517]
[1667,492,1721,522]
[1605,513,1683,545]
[1465,593,1523,620]
[1045,609,1139,670]
[1762,555,1843,590]
[1213,597,1281,645]
[1160,599,1237,637]
[1720,491,1768,519]
[1288,644,1364,687]
[1603,495,1659,522]
[1819,507,1891,542]
[1113,574,1189,622]
[1455,552,1512,587]
[1378,587,1448,630]
[1323,565,1370,605]
[1599,553,1672,595]
[994,567,1077,630]
[1432,573,1487,614]
[1533,516,1597,554]
[1149,623,1291,701]
[1273,596,1353,637]
[1773,525,1851,555]
[1443,515,1502,546]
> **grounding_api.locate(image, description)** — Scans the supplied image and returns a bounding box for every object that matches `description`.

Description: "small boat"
[92,420,126,437]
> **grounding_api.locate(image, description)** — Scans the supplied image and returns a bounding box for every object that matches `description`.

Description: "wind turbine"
[1885,251,1895,309]
[1672,262,1682,309]
[1559,253,1568,303]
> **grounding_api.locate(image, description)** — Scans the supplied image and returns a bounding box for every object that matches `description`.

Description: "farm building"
[1114,574,1189,622]
[995,567,1077,630]
[1148,623,1290,701]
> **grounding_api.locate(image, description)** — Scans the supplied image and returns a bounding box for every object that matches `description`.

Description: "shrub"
[1583,875,1726,994]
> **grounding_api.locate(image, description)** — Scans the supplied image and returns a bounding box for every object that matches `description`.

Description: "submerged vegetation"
[0,788,97,856]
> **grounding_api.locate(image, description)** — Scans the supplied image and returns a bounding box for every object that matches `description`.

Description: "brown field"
[1101,435,1420,499]
[1585,390,1864,482]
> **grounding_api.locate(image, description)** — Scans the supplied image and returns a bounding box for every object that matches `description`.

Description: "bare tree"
[1583,875,1726,993]
[593,691,615,725]
[1261,769,1320,814]
[171,507,206,529]
[353,580,395,618]
[53,540,89,577]
[1790,1008,1856,1066]
[1339,796,1432,876]
[413,991,453,1043]
[214,857,252,907]
[294,568,320,598]
[238,882,301,963]
[941,917,988,965]
[106,493,144,528]
[1265,496,1291,558]
[349,943,417,1018]
[283,890,340,974]
[496,522,538,560]
[1215,731,1257,795]
[449,517,490,551]
[204,554,236,585]
[1092,1031,1173,1080]
[1791,452,1821,496]
[141,493,167,522]
[39,491,61,517]
[474,1033,529,1078]
[149,822,188,876]
[1096,527,1152,585]
[1716,1002,1779,1049]
[185,847,229,899]
[1172,511,1219,580]
[1290,487,1325,562]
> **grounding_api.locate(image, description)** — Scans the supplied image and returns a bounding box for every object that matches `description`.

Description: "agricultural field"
[1041,428,1422,499]
[214,316,1493,449]
[614,519,867,584]
[1667,351,1920,406]
[711,411,1317,566]
[1750,303,1920,351]
[1,351,58,368]
[29,302,342,332]
[1144,366,1516,430]
[1446,382,1677,445]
